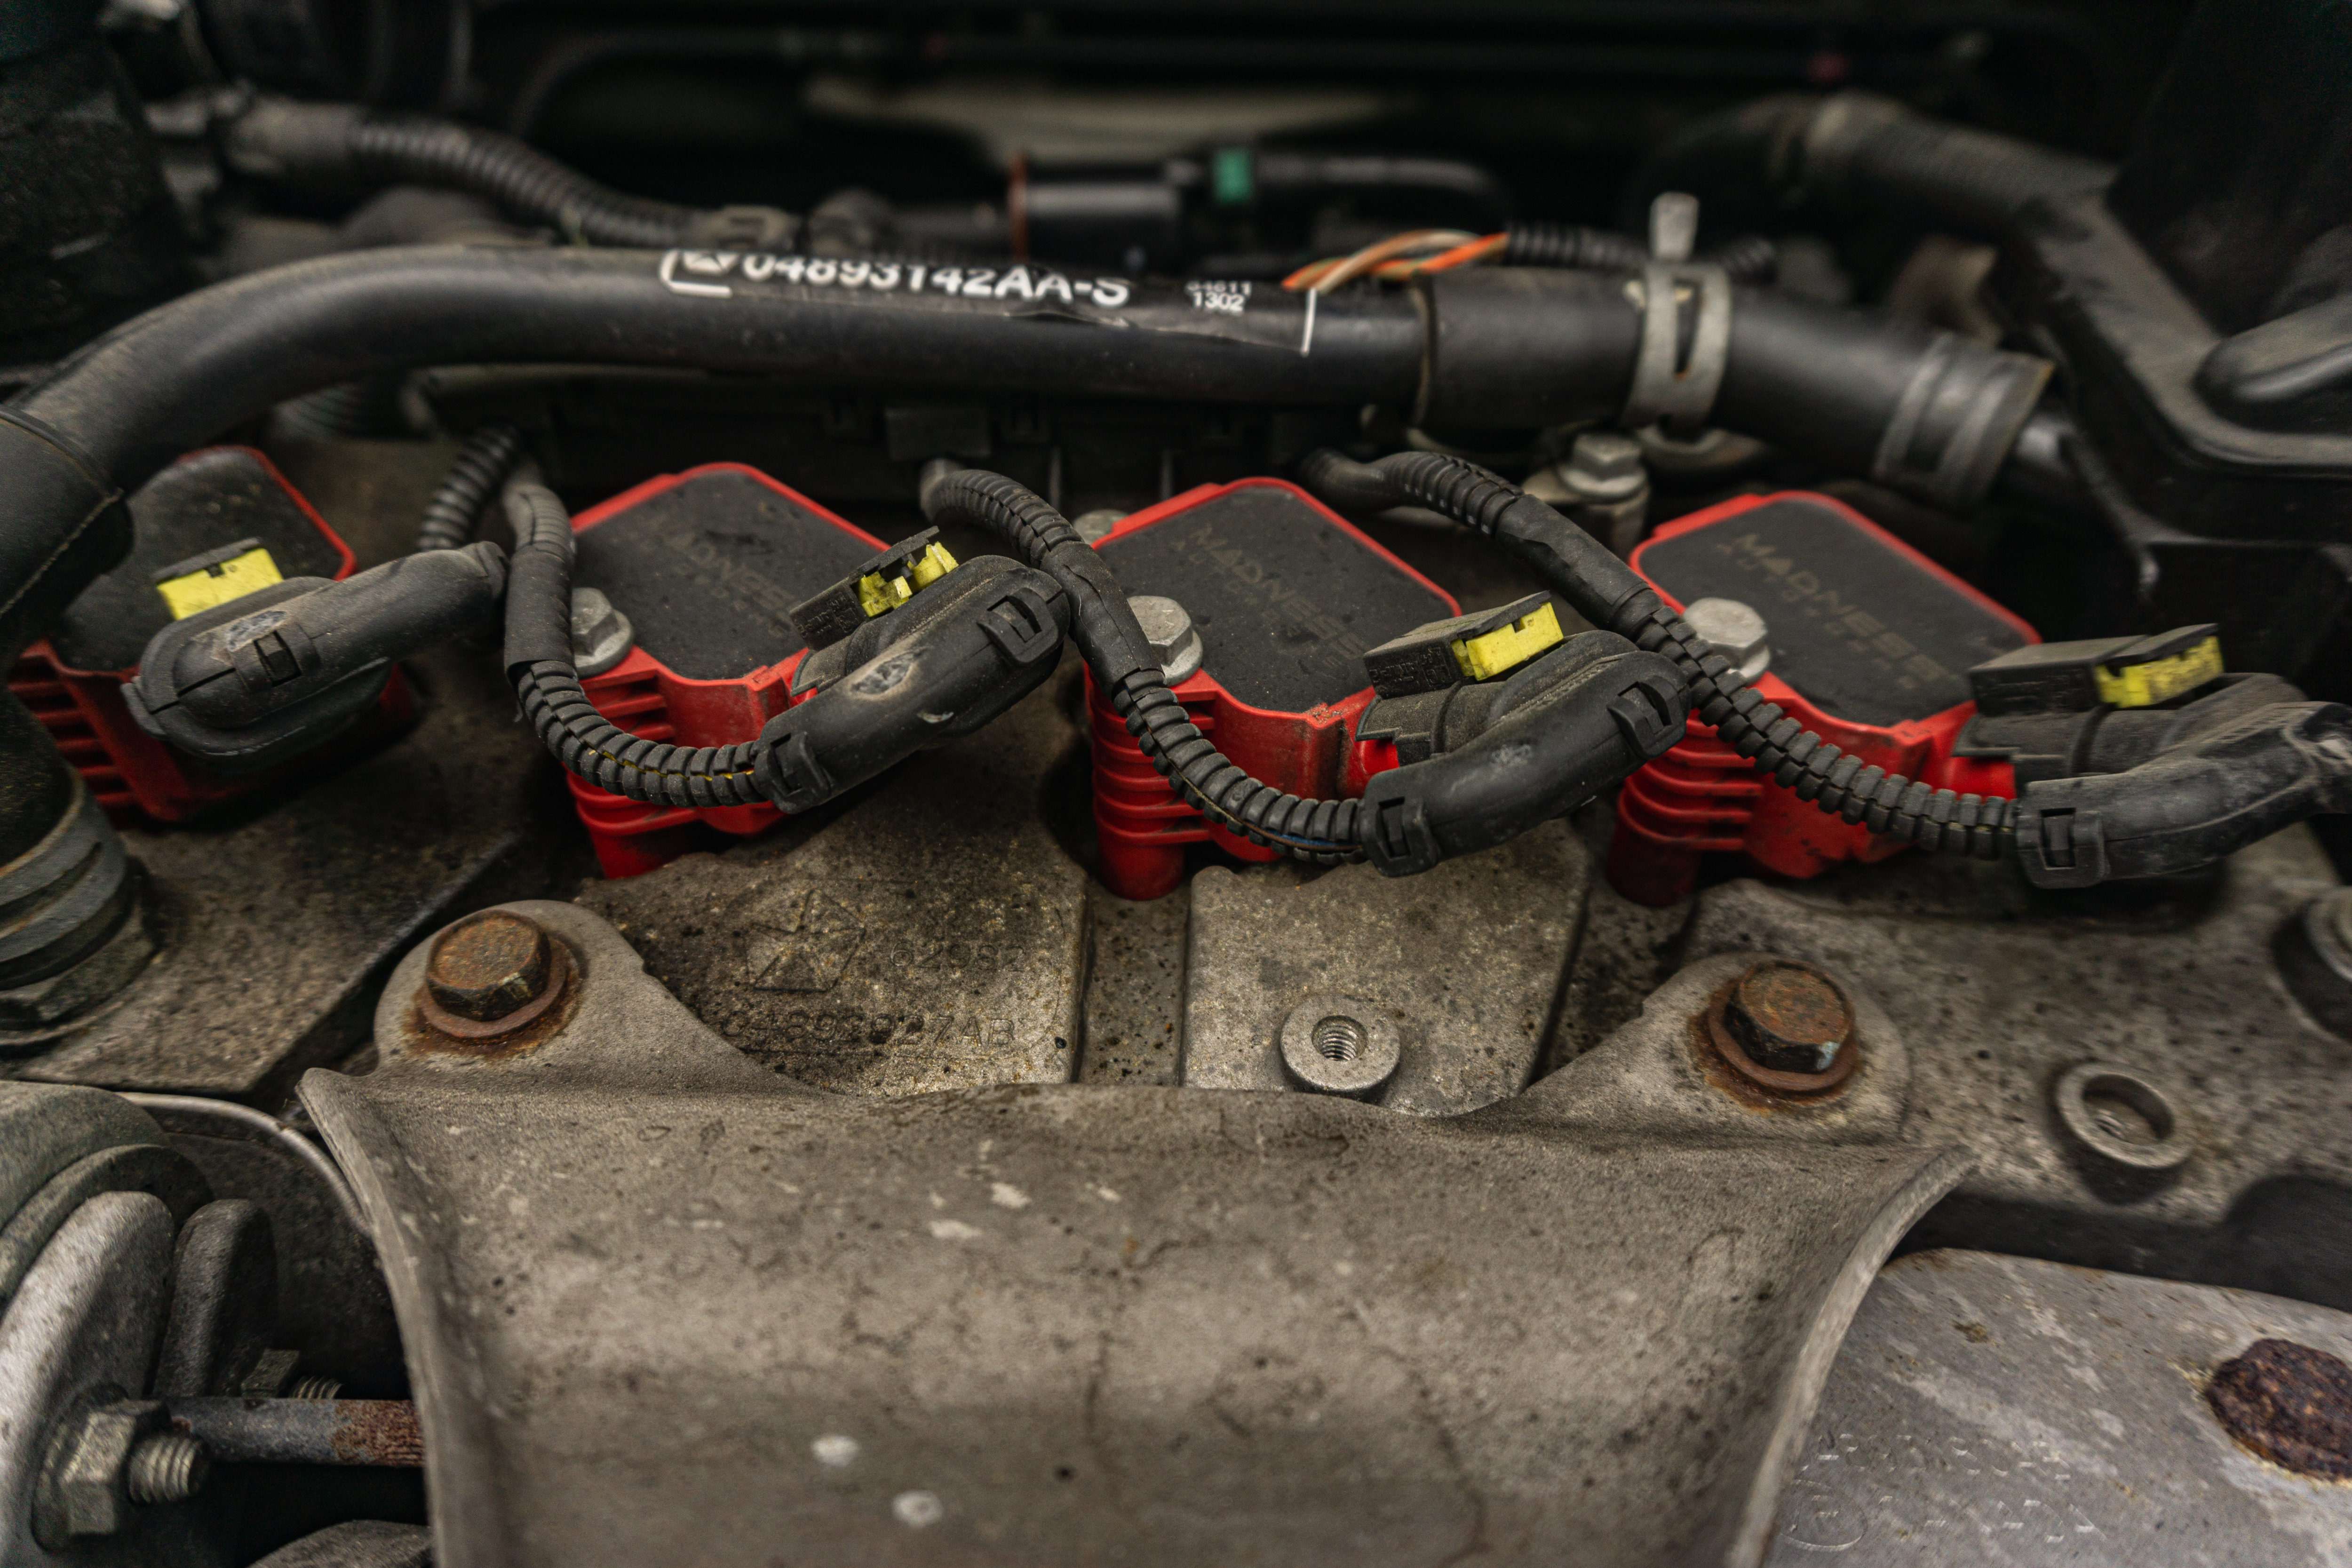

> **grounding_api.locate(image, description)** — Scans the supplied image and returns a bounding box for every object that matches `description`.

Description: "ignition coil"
[550,464,901,874]
[13,448,414,820]
[1082,478,1460,899]
[1606,491,2035,904]
[504,478,1069,842]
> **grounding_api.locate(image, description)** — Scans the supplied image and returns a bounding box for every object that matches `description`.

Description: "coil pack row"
[48,450,2290,906]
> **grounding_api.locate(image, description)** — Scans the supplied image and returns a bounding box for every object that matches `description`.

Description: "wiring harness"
[503,482,769,808]
[1298,449,2017,859]
[923,469,1374,862]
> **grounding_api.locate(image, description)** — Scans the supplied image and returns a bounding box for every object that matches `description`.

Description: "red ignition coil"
[564,463,894,876]
[1608,491,2038,905]
[1086,478,1459,900]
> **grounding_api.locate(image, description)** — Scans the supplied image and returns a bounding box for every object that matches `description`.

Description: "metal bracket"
[1622,262,1732,434]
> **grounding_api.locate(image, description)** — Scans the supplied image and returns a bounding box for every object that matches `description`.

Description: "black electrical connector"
[120,543,506,772]
[2014,703,2352,887]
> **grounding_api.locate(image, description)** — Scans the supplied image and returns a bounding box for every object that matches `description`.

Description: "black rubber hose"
[417,424,525,552]
[1298,448,2016,859]
[501,482,767,809]
[922,469,1369,861]
[223,100,711,248]
[1624,91,2113,240]
[1422,269,2050,511]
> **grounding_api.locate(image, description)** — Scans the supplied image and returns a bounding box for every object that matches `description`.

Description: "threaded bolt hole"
[1314,1017,1365,1062]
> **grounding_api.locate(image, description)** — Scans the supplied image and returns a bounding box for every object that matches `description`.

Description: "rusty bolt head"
[2205,1337,2352,1479]
[427,913,553,1024]
[1726,962,1854,1076]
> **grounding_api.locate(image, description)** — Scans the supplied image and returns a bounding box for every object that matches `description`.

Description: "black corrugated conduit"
[417,423,525,551]
[502,481,768,808]
[224,100,716,248]
[1504,223,1777,283]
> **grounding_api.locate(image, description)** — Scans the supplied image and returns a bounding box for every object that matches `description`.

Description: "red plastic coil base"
[558,463,888,879]
[1605,490,2031,907]
[1086,669,1377,902]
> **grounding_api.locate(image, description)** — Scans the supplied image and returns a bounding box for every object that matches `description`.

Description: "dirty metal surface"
[3,647,564,1102]
[1764,1249,2352,1566]
[1182,820,1587,1114]
[575,683,1089,1095]
[1076,883,1186,1086]
[1674,827,2352,1307]
[307,899,1970,1568]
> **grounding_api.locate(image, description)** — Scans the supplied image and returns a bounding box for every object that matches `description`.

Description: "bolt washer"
[1279,995,1400,1098]
[2051,1061,2195,1172]
[1704,961,1859,1095]
[417,915,576,1040]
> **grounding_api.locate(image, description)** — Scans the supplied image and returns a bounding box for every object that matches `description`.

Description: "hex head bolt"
[1708,961,1859,1094]
[417,910,571,1038]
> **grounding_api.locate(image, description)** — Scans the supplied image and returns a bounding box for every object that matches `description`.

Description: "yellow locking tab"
[154,539,283,620]
[1451,599,1564,683]
[855,541,959,619]
[2093,632,2223,709]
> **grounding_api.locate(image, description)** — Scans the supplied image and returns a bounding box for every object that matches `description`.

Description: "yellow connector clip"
[1451,599,1563,683]
[155,544,283,620]
[855,541,959,619]
[2094,633,2222,708]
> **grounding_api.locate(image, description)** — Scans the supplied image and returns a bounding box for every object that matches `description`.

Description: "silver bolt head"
[1128,595,1205,684]
[1682,597,1770,684]
[1278,995,1401,1098]
[1564,431,1647,500]
[569,587,634,677]
[40,1401,176,1543]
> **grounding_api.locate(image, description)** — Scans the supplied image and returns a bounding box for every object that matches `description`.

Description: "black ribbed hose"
[1505,223,1777,283]
[502,482,767,809]
[417,423,524,551]
[1299,449,2016,859]
[224,99,713,248]
[921,469,1371,862]
[349,117,702,247]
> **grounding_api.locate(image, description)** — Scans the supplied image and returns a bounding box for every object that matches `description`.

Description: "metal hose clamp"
[1621,261,1731,433]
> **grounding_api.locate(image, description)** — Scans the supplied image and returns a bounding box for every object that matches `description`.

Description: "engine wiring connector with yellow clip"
[788,528,961,651]
[1359,592,1567,699]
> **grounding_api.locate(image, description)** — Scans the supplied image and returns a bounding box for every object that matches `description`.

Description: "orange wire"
[1283,229,1480,292]
[1288,231,1505,291]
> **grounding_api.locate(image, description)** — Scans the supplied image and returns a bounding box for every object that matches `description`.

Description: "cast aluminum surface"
[575,679,1087,1095]
[1766,1249,2352,1565]
[307,900,1970,1568]
[1181,820,1587,1114]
